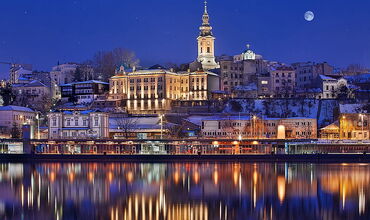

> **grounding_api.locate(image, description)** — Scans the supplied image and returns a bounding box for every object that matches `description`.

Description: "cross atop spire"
[199,0,212,36]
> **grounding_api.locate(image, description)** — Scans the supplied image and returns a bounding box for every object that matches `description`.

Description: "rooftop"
[0,105,35,113]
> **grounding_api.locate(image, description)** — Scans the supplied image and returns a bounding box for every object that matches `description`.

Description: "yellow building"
[109,66,219,114]
[340,113,370,140]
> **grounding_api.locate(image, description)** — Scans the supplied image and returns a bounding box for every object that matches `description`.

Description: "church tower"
[197,1,220,70]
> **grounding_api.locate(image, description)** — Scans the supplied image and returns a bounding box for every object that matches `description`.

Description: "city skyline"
[1,0,370,78]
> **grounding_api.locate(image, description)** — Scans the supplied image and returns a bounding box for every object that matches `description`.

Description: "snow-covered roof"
[319,75,337,81]
[23,80,48,88]
[0,105,35,113]
[345,73,370,84]
[339,104,365,114]
[61,80,109,87]
[320,121,339,130]
[109,117,177,131]
[234,83,257,91]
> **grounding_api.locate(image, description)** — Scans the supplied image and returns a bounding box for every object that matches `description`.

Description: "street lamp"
[36,112,40,139]
[253,115,257,139]
[160,114,164,139]
[360,114,365,140]
[341,115,346,139]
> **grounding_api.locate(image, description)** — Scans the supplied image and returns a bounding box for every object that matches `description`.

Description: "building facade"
[48,110,109,139]
[12,80,51,103]
[0,106,36,138]
[109,66,220,114]
[60,80,109,104]
[318,75,347,99]
[339,113,370,140]
[270,66,296,98]
[292,62,334,89]
[9,64,33,85]
[201,116,317,139]
[219,46,267,92]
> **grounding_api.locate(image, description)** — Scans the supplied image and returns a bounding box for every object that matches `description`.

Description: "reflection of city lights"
[68,172,75,182]
[107,171,114,182]
[253,171,258,185]
[277,176,286,203]
[173,171,180,184]
[126,171,134,183]
[213,171,219,185]
[193,171,200,184]
[49,172,56,182]
[233,170,239,186]
[88,172,94,182]
[342,184,346,209]
[359,188,365,215]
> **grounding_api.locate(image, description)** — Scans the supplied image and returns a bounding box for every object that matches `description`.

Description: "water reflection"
[0,163,369,219]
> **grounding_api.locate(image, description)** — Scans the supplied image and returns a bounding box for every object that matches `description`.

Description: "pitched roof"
[0,105,35,112]
[61,80,109,86]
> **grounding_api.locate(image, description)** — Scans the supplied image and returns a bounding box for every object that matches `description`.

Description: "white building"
[12,80,51,103]
[48,110,109,139]
[196,1,219,70]
[0,106,36,138]
[200,116,317,139]
[319,75,347,99]
[9,64,33,85]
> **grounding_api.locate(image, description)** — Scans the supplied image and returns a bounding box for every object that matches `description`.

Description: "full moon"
[304,11,314,21]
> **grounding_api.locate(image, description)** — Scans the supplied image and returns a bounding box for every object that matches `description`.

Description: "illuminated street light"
[160,114,164,139]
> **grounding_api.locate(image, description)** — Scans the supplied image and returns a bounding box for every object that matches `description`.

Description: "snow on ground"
[224,99,339,127]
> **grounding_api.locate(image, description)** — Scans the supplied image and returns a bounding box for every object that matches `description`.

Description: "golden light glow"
[277,176,286,203]
[233,170,239,186]
[88,172,94,182]
[49,172,56,182]
[126,171,134,183]
[68,172,75,182]
[107,171,114,182]
[213,170,219,185]
[173,171,180,184]
[193,171,200,184]
[253,171,258,185]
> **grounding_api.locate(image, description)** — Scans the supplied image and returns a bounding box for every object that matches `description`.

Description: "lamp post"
[238,112,242,141]
[341,115,346,139]
[253,115,257,139]
[36,112,40,139]
[160,114,164,140]
[360,114,364,140]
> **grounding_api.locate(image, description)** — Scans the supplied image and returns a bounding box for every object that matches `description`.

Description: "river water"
[0,162,369,220]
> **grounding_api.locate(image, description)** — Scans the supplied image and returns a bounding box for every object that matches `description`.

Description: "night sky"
[1,0,370,78]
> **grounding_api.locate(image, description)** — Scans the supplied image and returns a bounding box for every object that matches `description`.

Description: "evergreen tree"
[10,122,21,139]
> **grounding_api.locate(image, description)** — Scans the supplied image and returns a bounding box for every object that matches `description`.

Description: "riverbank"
[1,153,370,163]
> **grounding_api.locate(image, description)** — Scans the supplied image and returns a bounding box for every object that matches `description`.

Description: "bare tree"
[165,123,184,138]
[345,64,367,75]
[89,48,140,81]
[115,117,138,139]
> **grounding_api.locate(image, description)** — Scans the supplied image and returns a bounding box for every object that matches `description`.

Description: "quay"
[0,138,370,163]
[1,153,370,163]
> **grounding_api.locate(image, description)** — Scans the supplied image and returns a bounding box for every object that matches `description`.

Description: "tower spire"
[204,1,208,14]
